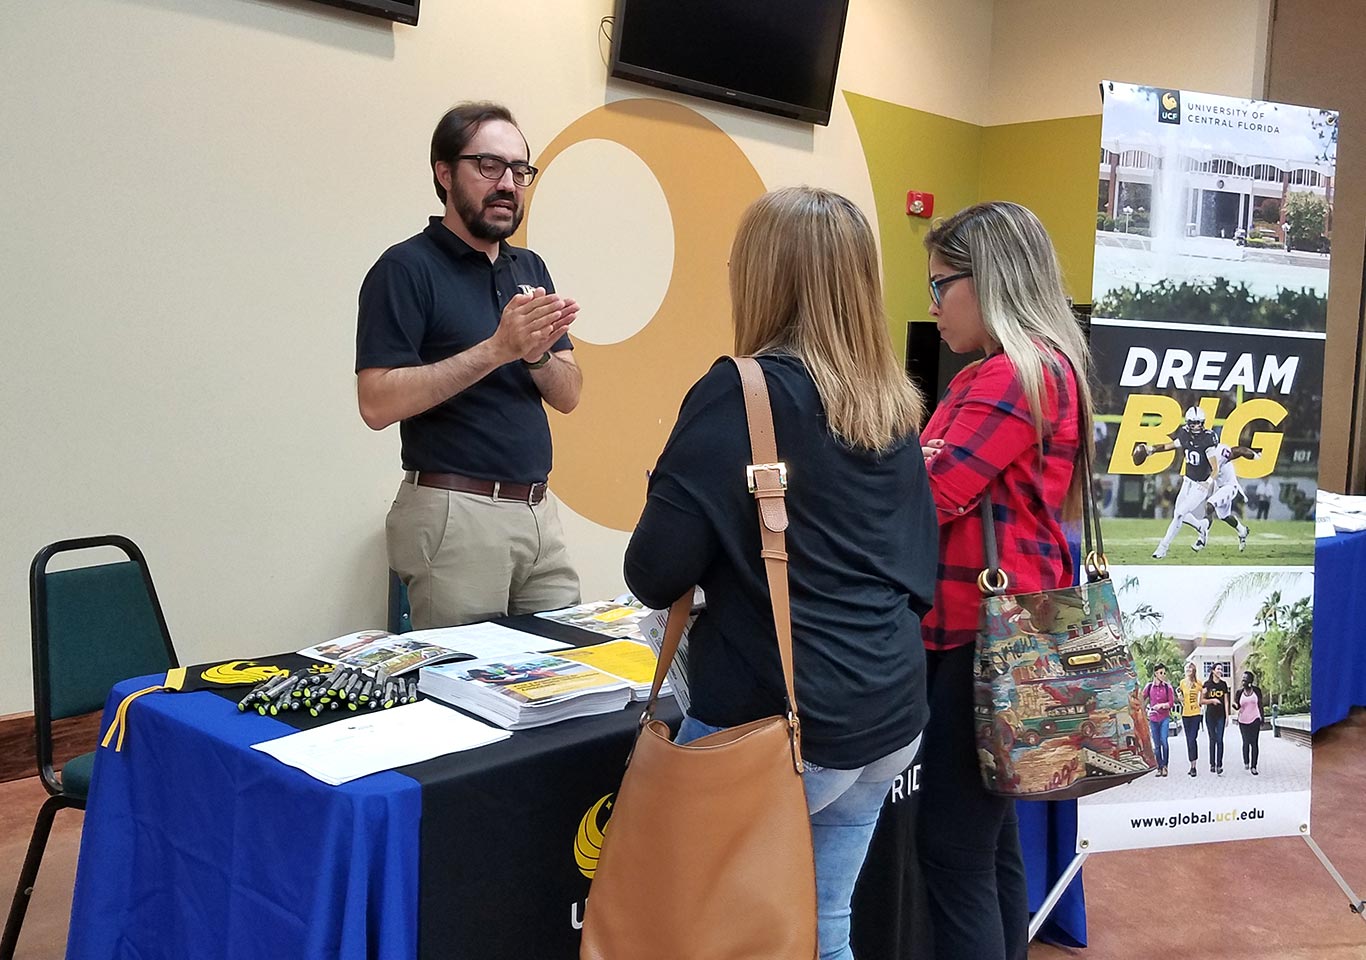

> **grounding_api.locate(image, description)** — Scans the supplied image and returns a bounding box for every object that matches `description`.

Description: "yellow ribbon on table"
[99,667,188,752]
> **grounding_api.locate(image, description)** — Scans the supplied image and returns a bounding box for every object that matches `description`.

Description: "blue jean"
[676,715,920,960]
[1149,715,1170,767]
[1207,714,1226,768]
[1182,715,1202,763]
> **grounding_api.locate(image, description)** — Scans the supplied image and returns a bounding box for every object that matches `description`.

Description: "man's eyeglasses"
[929,271,972,307]
[454,154,539,187]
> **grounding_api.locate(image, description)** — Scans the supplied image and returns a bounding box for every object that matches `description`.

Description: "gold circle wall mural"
[513,99,766,532]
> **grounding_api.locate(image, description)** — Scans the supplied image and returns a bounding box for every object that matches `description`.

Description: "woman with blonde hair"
[1178,659,1204,776]
[625,186,938,960]
[916,201,1095,960]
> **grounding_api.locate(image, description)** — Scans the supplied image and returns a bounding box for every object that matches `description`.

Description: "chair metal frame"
[1,535,178,960]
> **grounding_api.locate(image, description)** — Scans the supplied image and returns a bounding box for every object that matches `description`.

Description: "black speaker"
[905,306,1092,419]
[906,322,973,418]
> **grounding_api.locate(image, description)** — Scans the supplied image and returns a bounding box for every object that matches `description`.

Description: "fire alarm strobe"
[906,191,934,218]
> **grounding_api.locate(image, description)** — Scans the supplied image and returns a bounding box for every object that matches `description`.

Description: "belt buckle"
[529,481,546,504]
[490,480,544,504]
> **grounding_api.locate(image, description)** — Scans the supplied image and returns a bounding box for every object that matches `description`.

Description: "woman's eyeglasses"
[929,271,972,307]
[454,154,539,187]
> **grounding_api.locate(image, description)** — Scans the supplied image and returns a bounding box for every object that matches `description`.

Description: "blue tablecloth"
[1017,530,1090,948]
[67,677,420,960]
[1022,797,1086,946]
[67,671,1088,956]
[1314,528,1366,732]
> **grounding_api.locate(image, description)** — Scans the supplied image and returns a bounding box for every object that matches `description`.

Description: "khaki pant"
[386,479,581,629]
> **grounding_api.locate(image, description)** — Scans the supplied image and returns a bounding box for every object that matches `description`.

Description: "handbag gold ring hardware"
[977,568,1010,596]
[1084,550,1110,579]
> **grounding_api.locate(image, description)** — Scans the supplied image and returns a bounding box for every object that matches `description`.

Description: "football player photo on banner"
[1078,81,1333,853]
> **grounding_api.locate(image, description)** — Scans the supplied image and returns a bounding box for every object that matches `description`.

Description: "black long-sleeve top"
[624,356,938,769]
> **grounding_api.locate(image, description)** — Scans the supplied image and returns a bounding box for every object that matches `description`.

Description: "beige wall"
[986,0,1272,124]
[0,0,1274,716]
[0,0,990,716]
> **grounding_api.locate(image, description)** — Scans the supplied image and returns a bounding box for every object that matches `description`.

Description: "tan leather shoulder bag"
[579,356,818,960]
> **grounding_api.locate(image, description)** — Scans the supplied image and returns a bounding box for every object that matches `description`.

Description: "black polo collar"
[423,216,519,264]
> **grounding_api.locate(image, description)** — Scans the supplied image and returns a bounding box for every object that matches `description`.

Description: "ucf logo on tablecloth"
[199,660,292,686]
[575,794,613,879]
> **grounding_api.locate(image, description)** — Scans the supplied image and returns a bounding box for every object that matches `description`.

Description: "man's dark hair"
[430,101,527,204]
[1153,663,1167,674]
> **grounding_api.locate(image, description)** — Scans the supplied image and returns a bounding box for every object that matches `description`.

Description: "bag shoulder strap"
[731,357,800,725]
[643,356,803,769]
[979,350,1106,593]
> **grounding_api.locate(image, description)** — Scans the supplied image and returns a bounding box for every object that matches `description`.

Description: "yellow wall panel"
[979,115,1104,302]
[845,92,983,359]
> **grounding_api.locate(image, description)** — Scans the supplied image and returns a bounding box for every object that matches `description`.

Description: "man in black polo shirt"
[355,102,582,628]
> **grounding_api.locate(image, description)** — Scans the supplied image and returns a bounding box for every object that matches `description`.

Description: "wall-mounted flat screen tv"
[312,0,418,26]
[608,0,851,125]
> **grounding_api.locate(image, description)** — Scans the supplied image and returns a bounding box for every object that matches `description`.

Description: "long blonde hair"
[924,201,1095,512]
[730,187,925,452]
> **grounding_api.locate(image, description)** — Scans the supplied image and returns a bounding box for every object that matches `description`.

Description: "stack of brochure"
[1317,490,1366,536]
[534,596,652,640]
[298,622,572,677]
[561,639,670,701]
[419,652,632,730]
[638,591,703,713]
[298,630,471,677]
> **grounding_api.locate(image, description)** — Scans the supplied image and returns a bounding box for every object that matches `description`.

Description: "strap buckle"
[624,705,656,769]
[746,461,788,493]
[787,709,804,774]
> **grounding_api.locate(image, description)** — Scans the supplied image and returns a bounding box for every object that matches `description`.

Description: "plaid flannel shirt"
[920,351,1079,651]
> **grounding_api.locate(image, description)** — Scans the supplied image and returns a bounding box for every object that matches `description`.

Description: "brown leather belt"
[409,471,547,504]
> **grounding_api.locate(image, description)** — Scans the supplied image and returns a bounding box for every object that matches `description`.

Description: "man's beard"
[455,187,523,242]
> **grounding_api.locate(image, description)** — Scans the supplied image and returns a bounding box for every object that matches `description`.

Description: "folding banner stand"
[1029,835,1365,942]
[1028,80,1363,939]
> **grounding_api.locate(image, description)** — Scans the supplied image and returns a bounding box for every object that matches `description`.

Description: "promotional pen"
[241,672,291,711]
[238,683,266,712]
[325,669,350,698]
[268,677,300,715]
[347,671,367,701]
[257,678,290,715]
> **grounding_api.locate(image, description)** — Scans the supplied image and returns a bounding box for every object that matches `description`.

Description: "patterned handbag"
[972,445,1156,800]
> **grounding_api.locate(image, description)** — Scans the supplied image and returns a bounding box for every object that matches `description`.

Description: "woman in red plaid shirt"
[914,202,1094,960]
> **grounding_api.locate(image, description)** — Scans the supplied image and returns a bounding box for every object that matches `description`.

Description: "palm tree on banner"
[1120,575,1184,682]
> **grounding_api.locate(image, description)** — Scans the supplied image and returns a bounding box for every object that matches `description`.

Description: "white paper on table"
[1317,491,1366,513]
[1315,517,1337,539]
[251,699,511,785]
[403,622,570,659]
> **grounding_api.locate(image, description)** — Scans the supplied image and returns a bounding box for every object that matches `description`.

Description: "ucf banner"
[1077,81,1334,852]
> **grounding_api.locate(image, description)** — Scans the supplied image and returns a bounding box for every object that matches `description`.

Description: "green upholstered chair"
[0,536,178,959]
